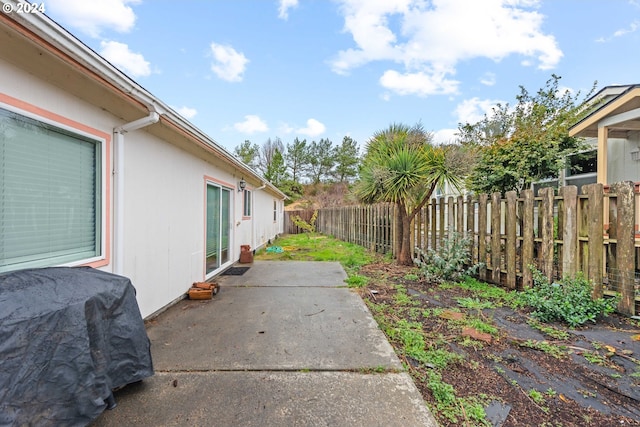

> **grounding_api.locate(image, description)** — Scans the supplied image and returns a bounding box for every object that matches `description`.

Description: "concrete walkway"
[91,261,438,426]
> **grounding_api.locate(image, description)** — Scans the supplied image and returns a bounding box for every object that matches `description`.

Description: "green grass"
[458,277,518,306]
[520,339,568,359]
[255,233,375,281]
[527,319,570,340]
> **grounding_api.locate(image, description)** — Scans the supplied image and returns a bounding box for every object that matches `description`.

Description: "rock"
[439,310,465,321]
[462,327,492,344]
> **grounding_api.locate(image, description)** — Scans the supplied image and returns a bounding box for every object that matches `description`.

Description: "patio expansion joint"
[155,368,403,374]
[227,285,347,288]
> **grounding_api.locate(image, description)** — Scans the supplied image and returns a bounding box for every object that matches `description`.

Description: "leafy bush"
[518,268,619,327]
[291,211,318,234]
[413,232,482,283]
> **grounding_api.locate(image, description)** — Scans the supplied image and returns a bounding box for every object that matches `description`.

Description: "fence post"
[457,195,464,234]
[478,194,488,282]
[584,184,604,298]
[448,196,455,235]
[491,192,502,285]
[438,197,445,249]
[506,191,517,289]
[521,189,534,288]
[539,187,555,282]
[559,185,578,277]
[431,200,437,250]
[467,195,476,264]
[611,182,636,316]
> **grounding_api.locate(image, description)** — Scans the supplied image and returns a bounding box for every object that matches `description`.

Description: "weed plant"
[414,232,482,283]
[518,268,619,327]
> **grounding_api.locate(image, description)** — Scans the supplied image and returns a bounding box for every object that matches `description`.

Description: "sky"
[42,0,640,153]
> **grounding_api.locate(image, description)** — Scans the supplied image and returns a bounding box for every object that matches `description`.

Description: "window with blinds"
[0,108,102,272]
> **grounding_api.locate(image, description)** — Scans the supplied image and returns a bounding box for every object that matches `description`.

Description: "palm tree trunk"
[397,204,414,266]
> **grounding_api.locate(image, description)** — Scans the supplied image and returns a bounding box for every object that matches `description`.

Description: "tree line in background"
[333,75,599,265]
[233,135,360,200]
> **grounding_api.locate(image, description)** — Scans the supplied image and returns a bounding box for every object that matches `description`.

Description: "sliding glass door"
[206,183,231,275]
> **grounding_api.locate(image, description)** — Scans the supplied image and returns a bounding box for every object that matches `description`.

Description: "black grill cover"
[0,267,154,426]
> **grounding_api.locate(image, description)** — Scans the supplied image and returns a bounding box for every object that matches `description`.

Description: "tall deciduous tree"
[461,75,597,194]
[333,136,360,182]
[355,123,463,265]
[258,137,285,177]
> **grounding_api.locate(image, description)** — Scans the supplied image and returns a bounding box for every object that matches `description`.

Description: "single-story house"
[569,84,640,187]
[0,7,285,318]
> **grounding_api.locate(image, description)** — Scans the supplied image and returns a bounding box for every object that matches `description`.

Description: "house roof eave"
[570,85,640,138]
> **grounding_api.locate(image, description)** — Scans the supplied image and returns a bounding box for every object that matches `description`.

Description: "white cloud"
[380,69,459,97]
[332,0,562,95]
[46,0,139,37]
[432,128,458,145]
[295,118,326,137]
[596,19,639,43]
[209,43,249,82]
[278,0,299,20]
[455,97,504,125]
[174,106,197,120]
[99,41,151,77]
[234,115,269,134]
[480,72,496,86]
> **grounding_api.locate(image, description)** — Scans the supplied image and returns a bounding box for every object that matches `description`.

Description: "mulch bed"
[357,262,640,427]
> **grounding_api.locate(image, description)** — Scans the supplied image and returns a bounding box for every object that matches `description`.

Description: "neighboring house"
[0,7,285,318]
[569,84,640,187]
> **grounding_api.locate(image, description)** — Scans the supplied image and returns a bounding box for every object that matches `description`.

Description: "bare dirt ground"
[357,261,640,427]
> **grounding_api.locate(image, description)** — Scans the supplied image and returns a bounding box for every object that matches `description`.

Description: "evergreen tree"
[333,136,360,182]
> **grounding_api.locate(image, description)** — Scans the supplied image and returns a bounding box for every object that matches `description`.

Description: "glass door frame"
[205,179,233,278]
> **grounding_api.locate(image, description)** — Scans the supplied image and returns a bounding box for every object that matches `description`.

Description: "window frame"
[242,189,252,219]
[0,96,110,272]
[273,199,277,222]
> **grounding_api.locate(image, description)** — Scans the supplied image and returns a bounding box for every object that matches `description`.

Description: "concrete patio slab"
[91,261,437,426]
[92,371,435,427]
[217,260,347,287]
[148,286,401,371]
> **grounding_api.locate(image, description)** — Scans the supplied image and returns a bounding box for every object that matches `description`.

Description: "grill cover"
[0,267,154,426]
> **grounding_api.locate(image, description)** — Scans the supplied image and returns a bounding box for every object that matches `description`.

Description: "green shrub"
[414,232,482,284]
[518,268,619,328]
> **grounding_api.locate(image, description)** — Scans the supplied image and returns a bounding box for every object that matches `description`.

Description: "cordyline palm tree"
[354,123,463,265]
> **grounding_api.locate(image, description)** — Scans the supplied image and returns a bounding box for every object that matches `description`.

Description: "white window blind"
[0,108,101,272]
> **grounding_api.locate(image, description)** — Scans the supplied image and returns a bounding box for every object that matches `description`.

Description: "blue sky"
[44,0,640,153]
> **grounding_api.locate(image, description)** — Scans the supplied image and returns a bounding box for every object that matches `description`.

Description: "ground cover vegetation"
[256,234,640,427]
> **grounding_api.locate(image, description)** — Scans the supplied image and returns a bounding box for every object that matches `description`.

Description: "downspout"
[113,109,160,275]
[252,183,266,249]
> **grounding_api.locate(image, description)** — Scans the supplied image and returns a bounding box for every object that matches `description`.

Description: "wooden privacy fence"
[284,181,640,316]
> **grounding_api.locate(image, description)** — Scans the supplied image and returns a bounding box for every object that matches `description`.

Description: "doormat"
[222,267,250,276]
